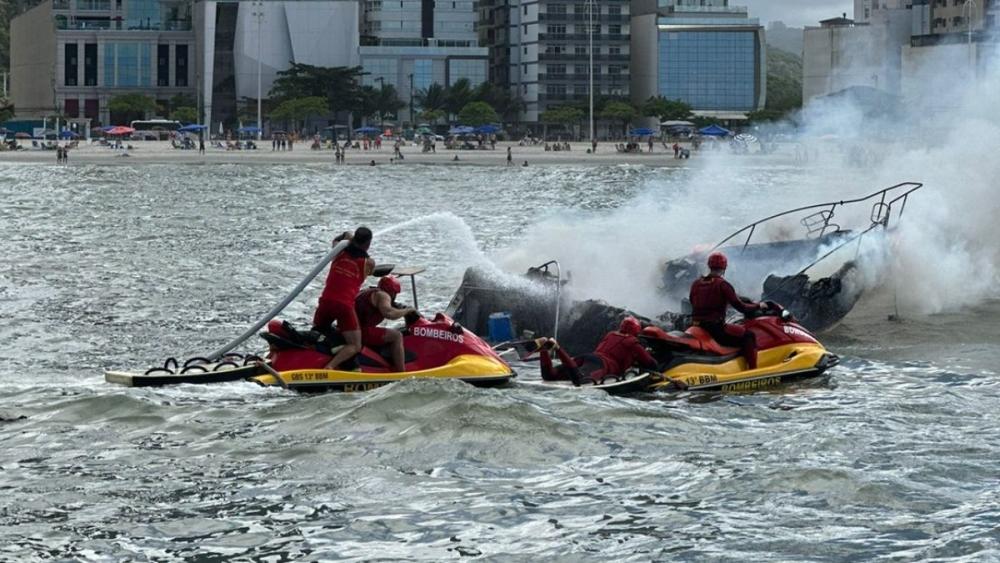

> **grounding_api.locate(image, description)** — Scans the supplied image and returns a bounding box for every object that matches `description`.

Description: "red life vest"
[320,245,369,304]
[355,287,385,328]
[592,331,656,375]
[689,274,753,323]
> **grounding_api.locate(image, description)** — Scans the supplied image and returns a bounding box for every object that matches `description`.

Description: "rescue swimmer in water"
[529,316,659,386]
[689,251,766,370]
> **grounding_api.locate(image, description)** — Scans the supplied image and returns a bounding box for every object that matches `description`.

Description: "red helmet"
[378,275,402,297]
[266,319,289,338]
[707,251,728,271]
[619,316,641,336]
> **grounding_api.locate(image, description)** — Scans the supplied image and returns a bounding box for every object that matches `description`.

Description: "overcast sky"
[743,1,854,27]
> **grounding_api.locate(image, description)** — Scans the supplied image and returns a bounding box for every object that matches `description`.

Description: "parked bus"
[129,119,182,140]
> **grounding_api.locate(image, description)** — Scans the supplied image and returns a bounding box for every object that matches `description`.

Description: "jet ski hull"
[249,354,514,392]
[649,343,839,392]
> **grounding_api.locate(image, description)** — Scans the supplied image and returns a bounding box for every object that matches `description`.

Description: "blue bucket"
[487,312,514,343]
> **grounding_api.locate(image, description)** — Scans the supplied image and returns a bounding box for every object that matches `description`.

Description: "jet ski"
[250,312,515,392]
[641,301,839,392]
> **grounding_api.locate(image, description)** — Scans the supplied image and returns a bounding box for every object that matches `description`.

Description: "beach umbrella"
[106,126,135,136]
[15,132,31,139]
[698,124,732,137]
[629,127,656,136]
[355,126,380,134]
[476,124,500,134]
[449,125,475,135]
[237,126,259,134]
[59,130,80,139]
[179,124,208,133]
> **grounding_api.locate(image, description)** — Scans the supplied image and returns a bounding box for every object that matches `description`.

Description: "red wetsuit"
[355,287,391,346]
[689,274,758,368]
[540,331,657,383]
[313,244,369,333]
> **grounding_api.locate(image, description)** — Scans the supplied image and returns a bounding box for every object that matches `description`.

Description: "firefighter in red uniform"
[532,316,658,385]
[688,251,766,369]
[355,276,417,373]
[313,227,376,370]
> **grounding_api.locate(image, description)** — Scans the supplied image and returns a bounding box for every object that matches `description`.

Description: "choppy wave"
[1,163,998,561]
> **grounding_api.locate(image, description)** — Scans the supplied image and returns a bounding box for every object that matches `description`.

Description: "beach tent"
[629,127,656,136]
[59,130,80,139]
[698,124,732,137]
[355,126,380,134]
[180,124,208,133]
[449,125,475,135]
[476,124,500,134]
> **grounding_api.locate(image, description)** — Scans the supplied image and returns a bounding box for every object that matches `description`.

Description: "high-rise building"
[10,0,196,124]
[632,0,766,121]
[480,0,631,129]
[195,0,361,134]
[360,0,487,127]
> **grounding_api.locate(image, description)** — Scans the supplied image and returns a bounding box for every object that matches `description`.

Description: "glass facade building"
[658,30,758,111]
[631,5,766,121]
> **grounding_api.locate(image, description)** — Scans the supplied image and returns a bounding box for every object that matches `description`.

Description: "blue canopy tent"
[179,124,208,133]
[629,127,656,136]
[355,126,380,134]
[449,125,475,135]
[59,130,80,139]
[698,124,732,137]
[475,124,500,134]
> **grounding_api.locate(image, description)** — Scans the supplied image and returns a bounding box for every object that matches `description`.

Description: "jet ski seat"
[684,326,741,356]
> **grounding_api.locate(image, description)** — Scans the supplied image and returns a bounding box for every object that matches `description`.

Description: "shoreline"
[0,139,790,167]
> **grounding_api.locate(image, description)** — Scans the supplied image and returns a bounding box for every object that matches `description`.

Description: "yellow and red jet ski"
[251,312,515,392]
[642,302,839,392]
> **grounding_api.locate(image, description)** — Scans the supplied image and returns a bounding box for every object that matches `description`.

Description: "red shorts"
[313,299,359,332]
[362,326,390,347]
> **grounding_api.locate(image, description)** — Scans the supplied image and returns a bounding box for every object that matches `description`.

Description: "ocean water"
[1,161,998,562]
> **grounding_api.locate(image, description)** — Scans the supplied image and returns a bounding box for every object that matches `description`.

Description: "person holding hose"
[313,227,375,370]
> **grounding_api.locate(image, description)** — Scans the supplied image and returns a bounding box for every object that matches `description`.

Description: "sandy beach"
[0,139,780,167]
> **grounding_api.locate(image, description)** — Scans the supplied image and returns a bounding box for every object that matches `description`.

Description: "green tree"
[540,105,584,127]
[269,63,366,119]
[372,84,405,120]
[169,93,196,111]
[270,96,329,132]
[641,96,692,122]
[108,93,157,123]
[0,97,14,122]
[599,101,637,136]
[456,101,499,127]
[415,83,448,112]
[764,46,803,115]
[418,109,446,124]
[473,82,523,124]
[445,79,475,118]
[171,106,198,124]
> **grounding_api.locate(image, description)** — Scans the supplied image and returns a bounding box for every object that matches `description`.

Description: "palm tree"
[415,83,447,113]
